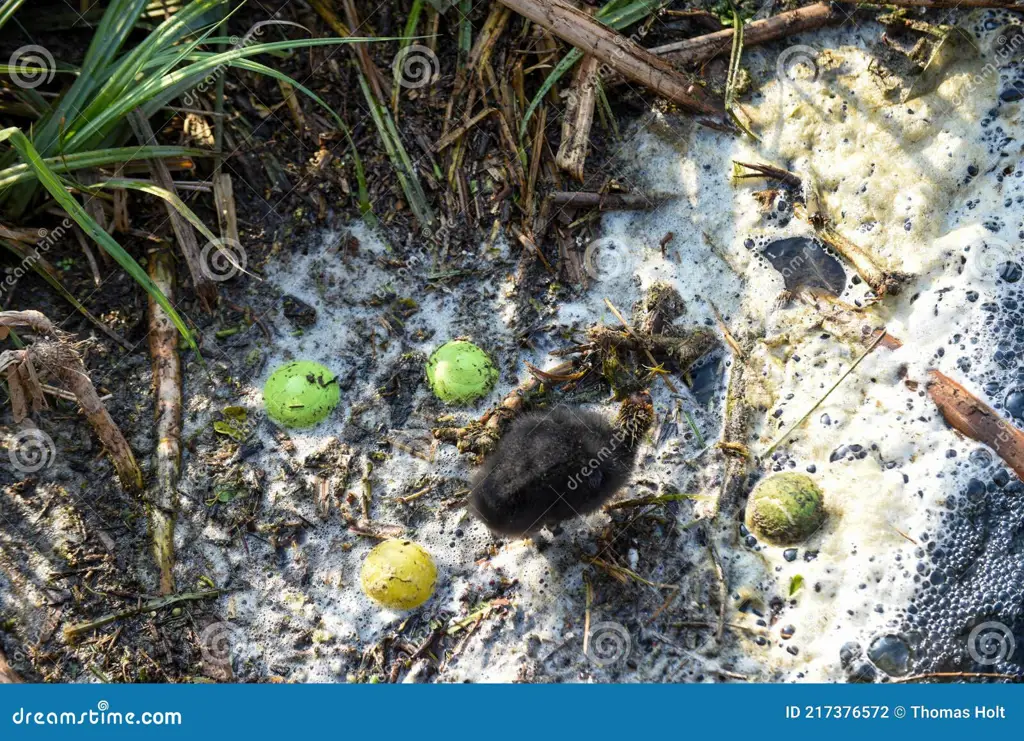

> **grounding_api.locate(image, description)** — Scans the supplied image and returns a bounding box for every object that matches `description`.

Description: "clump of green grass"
[0,0,385,346]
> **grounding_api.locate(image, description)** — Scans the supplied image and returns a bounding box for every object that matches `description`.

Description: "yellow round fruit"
[360,539,437,610]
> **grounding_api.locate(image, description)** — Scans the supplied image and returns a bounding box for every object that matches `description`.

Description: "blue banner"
[0,684,1018,740]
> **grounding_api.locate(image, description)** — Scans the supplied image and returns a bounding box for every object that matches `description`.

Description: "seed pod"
[360,540,437,610]
[425,340,498,405]
[263,361,340,428]
[744,472,826,545]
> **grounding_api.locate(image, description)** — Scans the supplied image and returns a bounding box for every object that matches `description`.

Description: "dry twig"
[147,249,182,594]
[0,311,142,491]
[496,0,724,118]
[927,370,1024,481]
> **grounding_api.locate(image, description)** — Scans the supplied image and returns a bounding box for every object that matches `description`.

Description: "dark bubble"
[1006,388,1024,420]
[868,634,911,676]
[999,262,1023,283]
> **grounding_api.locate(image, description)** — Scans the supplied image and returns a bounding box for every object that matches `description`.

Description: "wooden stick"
[817,224,907,297]
[63,590,221,643]
[129,110,217,311]
[42,347,143,491]
[147,249,181,595]
[549,191,669,210]
[853,0,1023,7]
[927,370,1024,481]
[0,310,143,491]
[0,309,55,334]
[0,646,23,683]
[555,55,601,182]
[495,0,723,117]
[606,3,842,86]
[213,173,240,262]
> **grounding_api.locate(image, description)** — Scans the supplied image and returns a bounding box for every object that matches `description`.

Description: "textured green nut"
[360,539,437,610]
[425,340,498,405]
[263,361,340,428]
[744,473,826,546]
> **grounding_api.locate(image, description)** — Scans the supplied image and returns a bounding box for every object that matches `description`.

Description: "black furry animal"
[469,393,654,536]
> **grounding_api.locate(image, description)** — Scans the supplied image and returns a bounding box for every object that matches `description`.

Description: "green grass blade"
[0,0,26,30]
[458,0,472,58]
[0,63,77,77]
[519,49,582,141]
[64,36,385,151]
[88,177,260,279]
[358,71,432,227]
[74,0,231,133]
[0,127,196,350]
[392,0,425,116]
[34,0,150,153]
[724,6,758,140]
[1,0,151,215]
[89,179,220,245]
[0,146,208,190]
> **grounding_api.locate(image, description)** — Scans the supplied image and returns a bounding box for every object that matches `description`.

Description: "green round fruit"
[425,340,498,405]
[360,539,437,610]
[744,473,826,546]
[263,361,340,428]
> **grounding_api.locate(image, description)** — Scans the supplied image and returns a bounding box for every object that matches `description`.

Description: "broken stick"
[927,370,1024,481]
[555,55,601,181]
[496,0,724,118]
[549,191,669,210]
[129,110,217,311]
[147,249,182,595]
[0,311,142,491]
[609,2,843,84]
[63,590,222,643]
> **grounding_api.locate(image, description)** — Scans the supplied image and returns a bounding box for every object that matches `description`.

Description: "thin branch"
[64,590,222,643]
[147,249,181,595]
[762,330,888,457]
[495,0,724,119]
[927,370,1024,481]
